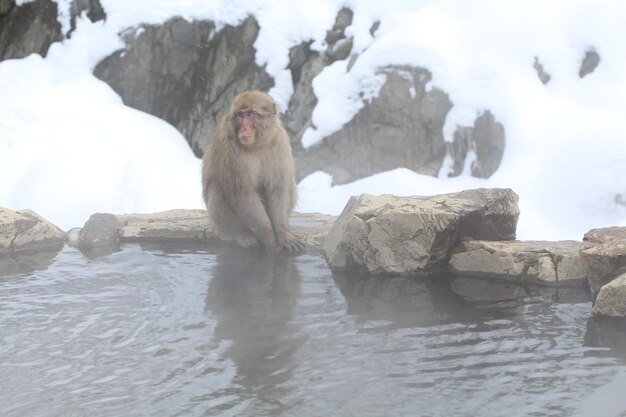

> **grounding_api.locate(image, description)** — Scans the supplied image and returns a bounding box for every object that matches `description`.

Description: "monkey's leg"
[265,184,305,253]
[225,191,278,250]
[210,196,260,248]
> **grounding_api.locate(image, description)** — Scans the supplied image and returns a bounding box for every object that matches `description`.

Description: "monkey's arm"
[224,183,278,249]
[265,181,305,252]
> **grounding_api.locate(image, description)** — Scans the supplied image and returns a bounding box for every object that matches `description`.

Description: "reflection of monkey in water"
[205,247,303,393]
[202,91,304,252]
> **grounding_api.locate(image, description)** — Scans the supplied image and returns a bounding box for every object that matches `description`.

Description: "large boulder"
[592,273,626,317]
[580,226,626,300]
[0,206,65,252]
[323,188,519,275]
[449,240,585,286]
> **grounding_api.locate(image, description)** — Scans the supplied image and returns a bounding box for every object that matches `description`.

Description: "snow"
[1,0,625,240]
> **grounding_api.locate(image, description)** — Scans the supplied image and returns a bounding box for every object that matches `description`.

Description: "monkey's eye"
[235,109,257,120]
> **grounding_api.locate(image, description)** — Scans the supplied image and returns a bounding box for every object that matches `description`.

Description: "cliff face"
[2,1,505,184]
[0,0,62,60]
[0,0,105,61]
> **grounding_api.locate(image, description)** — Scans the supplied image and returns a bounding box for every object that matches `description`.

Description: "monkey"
[202,91,305,253]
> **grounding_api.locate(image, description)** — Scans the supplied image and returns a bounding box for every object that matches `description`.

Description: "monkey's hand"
[276,231,305,253]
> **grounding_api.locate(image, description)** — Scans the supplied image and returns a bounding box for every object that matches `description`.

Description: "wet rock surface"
[592,273,626,317]
[580,226,626,300]
[449,240,585,286]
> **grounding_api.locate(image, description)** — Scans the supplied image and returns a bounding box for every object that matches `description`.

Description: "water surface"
[1,243,625,417]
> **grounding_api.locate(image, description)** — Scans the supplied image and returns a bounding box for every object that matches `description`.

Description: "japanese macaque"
[202,91,305,252]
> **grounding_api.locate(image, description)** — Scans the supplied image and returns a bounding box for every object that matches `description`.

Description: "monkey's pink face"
[235,108,258,146]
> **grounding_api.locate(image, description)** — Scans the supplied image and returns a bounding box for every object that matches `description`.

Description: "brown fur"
[202,91,304,252]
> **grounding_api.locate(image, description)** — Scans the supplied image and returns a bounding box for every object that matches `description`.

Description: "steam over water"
[1,244,625,417]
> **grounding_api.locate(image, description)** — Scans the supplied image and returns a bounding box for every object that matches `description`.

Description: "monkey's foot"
[234,232,260,248]
[277,232,306,253]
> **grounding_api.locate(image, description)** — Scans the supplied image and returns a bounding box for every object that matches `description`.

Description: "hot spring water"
[1,243,625,417]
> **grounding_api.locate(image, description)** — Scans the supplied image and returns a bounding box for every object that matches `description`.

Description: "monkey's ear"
[261,102,277,116]
[266,102,277,115]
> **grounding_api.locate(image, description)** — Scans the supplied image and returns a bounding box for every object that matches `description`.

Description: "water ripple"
[0,245,624,417]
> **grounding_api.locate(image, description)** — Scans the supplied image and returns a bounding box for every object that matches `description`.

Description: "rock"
[446,111,505,179]
[0,0,105,61]
[369,21,381,37]
[297,66,451,184]
[94,16,273,157]
[0,0,62,61]
[297,65,506,184]
[285,8,354,149]
[580,226,626,300]
[323,188,519,275]
[579,48,600,78]
[592,273,626,317]
[65,227,82,246]
[285,212,337,255]
[72,209,334,255]
[68,0,106,36]
[117,209,216,241]
[78,213,121,247]
[449,240,586,286]
[0,0,12,14]
[533,57,551,85]
[285,40,324,144]
[0,206,65,253]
